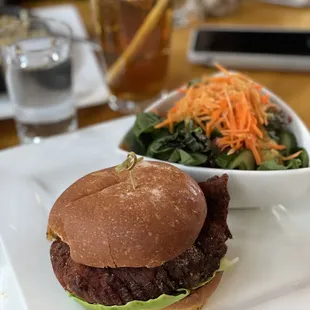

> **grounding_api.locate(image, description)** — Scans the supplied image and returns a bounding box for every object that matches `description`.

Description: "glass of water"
[1,18,77,144]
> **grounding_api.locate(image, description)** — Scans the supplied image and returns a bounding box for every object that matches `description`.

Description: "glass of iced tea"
[90,0,173,113]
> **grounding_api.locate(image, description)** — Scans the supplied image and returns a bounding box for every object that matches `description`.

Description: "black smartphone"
[188,26,310,71]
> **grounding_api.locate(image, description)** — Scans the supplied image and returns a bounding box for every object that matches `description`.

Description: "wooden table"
[1,0,310,149]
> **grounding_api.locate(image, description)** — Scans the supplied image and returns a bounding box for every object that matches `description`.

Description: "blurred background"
[0,0,310,148]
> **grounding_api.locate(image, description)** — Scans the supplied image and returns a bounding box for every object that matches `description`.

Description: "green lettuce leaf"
[193,257,238,289]
[68,257,238,310]
[286,158,302,169]
[69,289,189,310]
[258,159,288,170]
[292,148,309,168]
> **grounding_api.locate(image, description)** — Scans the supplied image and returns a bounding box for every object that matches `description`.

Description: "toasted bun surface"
[164,273,222,310]
[47,161,207,268]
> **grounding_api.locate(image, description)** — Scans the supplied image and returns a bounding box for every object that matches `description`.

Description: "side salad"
[122,66,309,170]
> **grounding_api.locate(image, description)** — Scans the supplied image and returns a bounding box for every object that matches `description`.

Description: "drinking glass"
[90,0,173,114]
[1,18,78,144]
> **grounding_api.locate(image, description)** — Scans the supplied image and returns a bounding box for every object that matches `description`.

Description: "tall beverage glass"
[90,0,173,113]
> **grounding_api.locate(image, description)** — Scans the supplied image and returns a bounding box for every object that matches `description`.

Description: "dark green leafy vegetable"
[155,148,208,166]
[146,135,177,161]
[168,149,181,162]
[146,127,209,166]
[133,112,162,139]
[122,111,308,170]
[121,112,168,154]
[178,150,208,166]
[215,153,235,169]
[121,127,146,154]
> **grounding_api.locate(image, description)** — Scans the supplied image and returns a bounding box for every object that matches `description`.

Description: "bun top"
[47,161,207,268]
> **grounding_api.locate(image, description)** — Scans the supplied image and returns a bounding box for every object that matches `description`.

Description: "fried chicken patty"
[50,175,231,306]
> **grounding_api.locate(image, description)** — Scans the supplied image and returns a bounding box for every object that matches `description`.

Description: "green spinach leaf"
[124,113,212,167]
[146,124,210,166]
[168,149,182,163]
[122,112,168,155]
[215,153,235,169]
[179,150,208,166]
[146,135,177,161]
[156,148,208,166]
[133,112,162,139]
[121,127,146,155]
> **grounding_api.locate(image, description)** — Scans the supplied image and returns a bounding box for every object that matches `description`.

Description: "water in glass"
[2,19,77,144]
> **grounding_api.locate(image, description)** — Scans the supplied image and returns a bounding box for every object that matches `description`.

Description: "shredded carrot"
[214,62,231,75]
[265,143,286,151]
[261,94,270,104]
[155,65,287,165]
[281,150,303,161]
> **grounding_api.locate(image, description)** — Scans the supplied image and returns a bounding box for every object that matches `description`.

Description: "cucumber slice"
[279,130,297,156]
[227,149,256,170]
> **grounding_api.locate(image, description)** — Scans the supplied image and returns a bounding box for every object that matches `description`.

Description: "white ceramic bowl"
[117,87,310,209]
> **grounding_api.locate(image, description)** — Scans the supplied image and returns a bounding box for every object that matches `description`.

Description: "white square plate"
[0,4,109,120]
[0,116,310,310]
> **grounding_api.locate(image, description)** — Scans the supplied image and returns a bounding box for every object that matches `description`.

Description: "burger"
[47,159,232,310]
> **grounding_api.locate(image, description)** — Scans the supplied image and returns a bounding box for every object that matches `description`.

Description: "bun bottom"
[164,273,223,310]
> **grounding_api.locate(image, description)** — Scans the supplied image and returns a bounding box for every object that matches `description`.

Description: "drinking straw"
[107,0,170,85]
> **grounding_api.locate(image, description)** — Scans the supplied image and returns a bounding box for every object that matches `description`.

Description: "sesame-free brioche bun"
[47,161,207,268]
[164,273,223,310]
